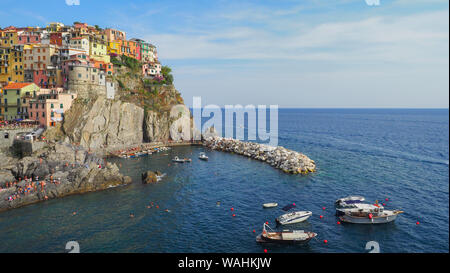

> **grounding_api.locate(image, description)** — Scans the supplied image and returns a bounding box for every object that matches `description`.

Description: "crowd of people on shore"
[0,120,39,130]
[1,175,62,203]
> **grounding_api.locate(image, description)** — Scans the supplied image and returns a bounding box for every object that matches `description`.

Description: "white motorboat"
[263,203,278,208]
[339,209,404,224]
[172,156,185,163]
[335,196,365,208]
[256,223,317,244]
[198,152,209,161]
[276,211,312,225]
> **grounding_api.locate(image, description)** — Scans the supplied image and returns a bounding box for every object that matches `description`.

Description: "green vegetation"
[117,79,125,89]
[122,55,141,71]
[111,56,122,67]
[161,66,174,85]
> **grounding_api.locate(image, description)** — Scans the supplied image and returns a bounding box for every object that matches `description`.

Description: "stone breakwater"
[203,137,316,174]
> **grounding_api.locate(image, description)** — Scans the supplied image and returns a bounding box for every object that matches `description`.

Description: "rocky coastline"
[203,136,316,174]
[0,142,131,213]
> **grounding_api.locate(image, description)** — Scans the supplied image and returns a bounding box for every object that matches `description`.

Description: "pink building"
[17,31,41,44]
[28,90,77,127]
[142,62,162,77]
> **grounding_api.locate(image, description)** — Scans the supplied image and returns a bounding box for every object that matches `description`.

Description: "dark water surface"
[0,109,448,253]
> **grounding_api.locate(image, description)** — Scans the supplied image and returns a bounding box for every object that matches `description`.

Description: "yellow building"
[0,30,19,84]
[107,41,120,55]
[47,22,64,32]
[89,37,110,63]
[10,46,24,83]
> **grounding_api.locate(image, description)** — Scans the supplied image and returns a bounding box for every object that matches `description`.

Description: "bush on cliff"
[161,66,174,85]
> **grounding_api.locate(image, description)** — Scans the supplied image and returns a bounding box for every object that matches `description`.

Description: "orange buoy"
[232,214,236,217]
[322,207,326,210]
[231,208,234,211]
[253,229,256,233]
[368,213,373,219]
[156,205,159,208]
[385,198,389,201]
[265,221,269,225]
[293,203,296,206]
[382,203,386,206]
[264,249,267,253]
[319,215,323,219]
[416,221,420,225]
[323,240,328,244]
[337,221,341,225]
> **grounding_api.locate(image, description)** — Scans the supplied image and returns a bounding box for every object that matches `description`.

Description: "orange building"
[92,59,114,76]
[118,40,137,59]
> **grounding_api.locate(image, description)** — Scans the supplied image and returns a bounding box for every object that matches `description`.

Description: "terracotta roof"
[2,82,34,89]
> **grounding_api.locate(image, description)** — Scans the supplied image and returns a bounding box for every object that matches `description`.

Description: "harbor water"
[0,109,448,253]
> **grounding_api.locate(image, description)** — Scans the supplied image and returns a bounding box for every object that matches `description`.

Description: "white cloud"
[131,4,448,107]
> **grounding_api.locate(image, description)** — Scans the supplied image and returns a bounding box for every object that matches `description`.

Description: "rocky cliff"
[0,143,131,212]
[58,71,191,149]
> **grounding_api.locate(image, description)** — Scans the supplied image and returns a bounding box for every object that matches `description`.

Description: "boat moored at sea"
[263,203,278,208]
[198,152,209,161]
[276,211,312,225]
[335,196,365,208]
[339,209,404,224]
[256,223,317,244]
[172,156,192,163]
[335,203,382,216]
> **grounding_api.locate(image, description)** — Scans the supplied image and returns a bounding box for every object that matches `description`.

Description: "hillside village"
[0,22,169,127]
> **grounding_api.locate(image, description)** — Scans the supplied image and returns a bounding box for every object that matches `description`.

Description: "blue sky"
[0,0,448,108]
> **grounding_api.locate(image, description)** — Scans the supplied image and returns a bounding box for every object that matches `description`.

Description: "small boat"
[184,158,192,162]
[256,223,317,244]
[172,156,185,163]
[198,152,209,161]
[335,196,365,208]
[339,209,404,224]
[276,211,312,225]
[128,153,136,158]
[335,203,382,216]
[263,203,278,208]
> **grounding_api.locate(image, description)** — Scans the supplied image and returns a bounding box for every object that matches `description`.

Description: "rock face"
[0,143,132,212]
[169,105,192,141]
[141,171,157,184]
[203,137,316,174]
[63,95,193,149]
[141,170,164,184]
[144,110,170,142]
[63,96,144,149]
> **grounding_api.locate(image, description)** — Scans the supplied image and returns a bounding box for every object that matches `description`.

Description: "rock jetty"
[203,137,316,174]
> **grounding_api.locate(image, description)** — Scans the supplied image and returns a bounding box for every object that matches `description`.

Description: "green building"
[0,82,40,121]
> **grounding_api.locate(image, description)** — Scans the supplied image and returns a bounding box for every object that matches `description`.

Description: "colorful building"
[142,62,162,77]
[0,82,40,121]
[17,30,41,44]
[105,28,126,42]
[28,90,77,127]
[69,37,90,53]
[107,40,120,55]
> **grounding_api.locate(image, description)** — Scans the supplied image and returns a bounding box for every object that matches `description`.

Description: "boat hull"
[276,212,312,225]
[256,233,315,244]
[339,213,399,224]
[263,203,278,208]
